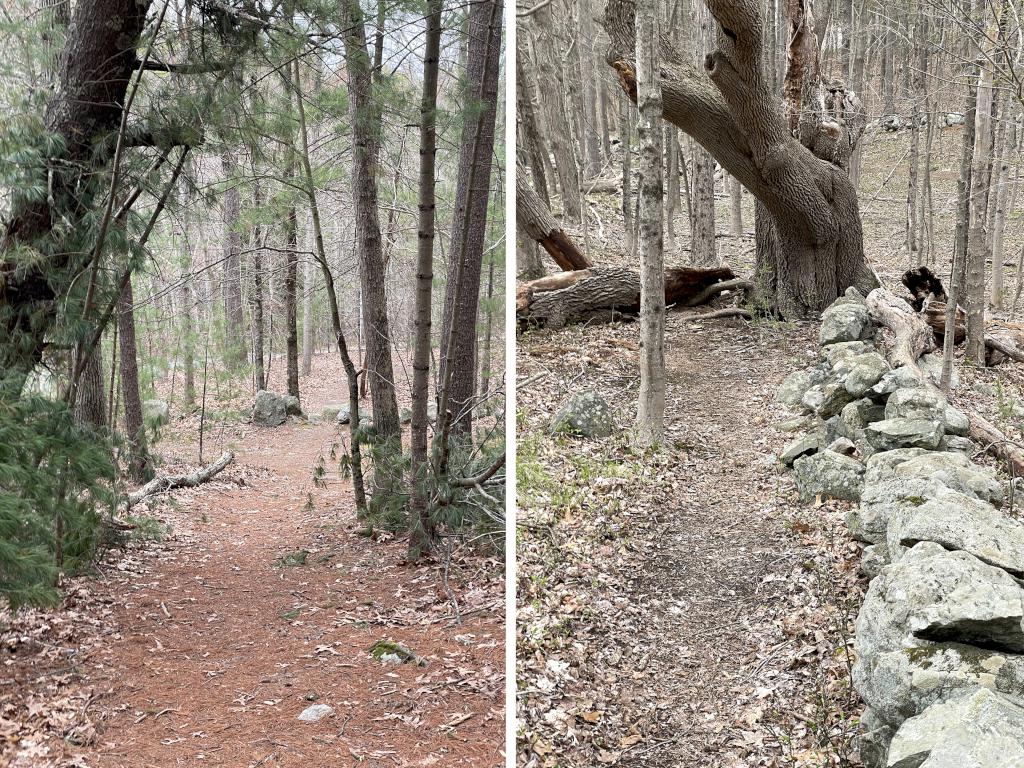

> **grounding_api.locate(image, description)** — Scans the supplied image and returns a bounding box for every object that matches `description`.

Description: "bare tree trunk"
[302,214,315,376]
[730,175,743,236]
[990,109,1011,309]
[635,0,666,447]
[293,59,367,514]
[408,0,442,559]
[342,0,401,455]
[516,53,550,205]
[438,0,502,439]
[665,127,679,249]
[479,259,495,401]
[118,278,152,482]
[691,148,718,264]
[221,150,246,367]
[251,176,266,392]
[967,35,996,361]
[620,93,635,256]
[73,350,106,428]
[181,272,195,407]
[283,171,300,400]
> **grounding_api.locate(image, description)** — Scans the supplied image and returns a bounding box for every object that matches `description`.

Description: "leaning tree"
[604,0,879,318]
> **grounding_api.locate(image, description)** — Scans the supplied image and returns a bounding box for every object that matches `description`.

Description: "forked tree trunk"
[604,0,876,319]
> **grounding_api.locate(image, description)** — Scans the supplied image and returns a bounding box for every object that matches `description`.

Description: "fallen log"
[968,413,1024,478]
[517,171,592,271]
[517,265,740,328]
[126,451,235,508]
[865,288,935,372]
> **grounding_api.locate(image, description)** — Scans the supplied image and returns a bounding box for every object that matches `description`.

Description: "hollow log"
[517,265,740,328]
[126,451,235,508]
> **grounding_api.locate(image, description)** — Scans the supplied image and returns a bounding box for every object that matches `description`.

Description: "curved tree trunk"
[516,171,592,271]
[603,0,877,318]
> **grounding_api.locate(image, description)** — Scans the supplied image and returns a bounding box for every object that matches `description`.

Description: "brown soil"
[2,354,504,768]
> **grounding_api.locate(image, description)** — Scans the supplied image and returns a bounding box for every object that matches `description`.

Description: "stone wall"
[777,288,1024,767]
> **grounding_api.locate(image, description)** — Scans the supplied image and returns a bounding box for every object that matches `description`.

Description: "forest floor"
[516,125,1024,767]
[1,354,505,768]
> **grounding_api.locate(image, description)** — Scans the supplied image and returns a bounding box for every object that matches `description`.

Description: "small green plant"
[275,549,309,567]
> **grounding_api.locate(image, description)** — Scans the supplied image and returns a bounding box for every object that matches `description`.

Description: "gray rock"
[820,302,873,346]
[801,384,827,414]
[838,398,887,442]
[297,703,335,722]
[864,419,944,452]
[860,543,890,579]
[863,448,936,485]
[321,403,344,421]
[780,434,819,466]
[944,406,970,436]
[856,542,1024,659]
[828,437,857,456]
[283,394,303,417]
[252,390,287,427]
[823,340,875,366]
[886,688,1024,768]
[974,381,997,397]
[337,405,369,425]
[887,488,1024,578]
[870,366,927,399]
[834,352,891,397]
[857,707,896,768]
[854,641,1024,737]
[885,387,947,422]
[845,286,866,302]
[400,408,412,424]
[777,366,829,407]
[941,435,975,458]
[816,415,842,447]
[813,380,858,419]
[780,414,819,433]
[142,399,169,426]
[919,352,960,390]
[849,476,947,543]
[551,390,615,438]
[891,453,1003,507]
[792,450,865,502]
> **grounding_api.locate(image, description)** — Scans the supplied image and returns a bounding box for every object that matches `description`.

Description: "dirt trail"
[518,317,855,767]
[617,318,813,766]
[67,398,503,766]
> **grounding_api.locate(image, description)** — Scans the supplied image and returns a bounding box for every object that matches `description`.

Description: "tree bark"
[118,277,152,482]
[635,0,666,446]
[604,0,875,319]
[251,176,266,392]
[283,169,300,400]
[220,150,246,366]
[516,53,550,206]
[967,31,996,362]
[1,0,151,381]
[438,0,503,439]
[408,0,442,559]
[341,0,401,452]
[73,350,106,429]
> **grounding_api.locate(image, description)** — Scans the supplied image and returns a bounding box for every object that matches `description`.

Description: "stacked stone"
[777,288,1024,767]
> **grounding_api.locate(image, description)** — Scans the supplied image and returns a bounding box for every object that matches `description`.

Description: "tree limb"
[126,451,235,508]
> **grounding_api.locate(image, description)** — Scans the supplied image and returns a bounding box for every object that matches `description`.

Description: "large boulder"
[776,365,829,407]
[854,543,1024,730]
[884,387,947,422]
[856,542,1024,656]
[919,352,961,390]
[885,688,1024,768]
[792,450,865,501]
[551,390,615,438]
[869,366,927,399]
[322,403,345,421]
[886,489,1024,578]
[253,390,287,427]
[943,406,970,436]
[283,394,303,417]
[864,419,944,452]
[820,302,873,346]
[804,380,857,419]
[337,405,370,425]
